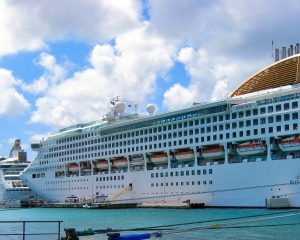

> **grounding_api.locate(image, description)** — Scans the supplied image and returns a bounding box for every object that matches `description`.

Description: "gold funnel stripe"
[229,54,300,97]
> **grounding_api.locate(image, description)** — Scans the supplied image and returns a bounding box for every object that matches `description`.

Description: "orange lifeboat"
[202,147,225,159]
[96,160,109,169]
[114,158,128,168]
[175,150,195,161]
[236,140,266,156]
[69,164,79,172]
[151,153,168,164]
[279,135,300,152]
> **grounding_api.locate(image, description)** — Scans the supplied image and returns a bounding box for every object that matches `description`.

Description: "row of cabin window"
[96,175,125,181]
[151,180,213,187]
[48,112,300,156]
[47,122,299,160]
[53,101,299,146]
[151,169,212,178]
[53,122,298,160]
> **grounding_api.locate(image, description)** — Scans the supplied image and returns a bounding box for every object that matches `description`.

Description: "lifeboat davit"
[69,164,79,172]
[236,141,266,156]
[279,135,300,152]
[151,153,168,164]
[175,150,195,161]
[114,158,128,168]
[202,147,225,159]
[96,160,108,169]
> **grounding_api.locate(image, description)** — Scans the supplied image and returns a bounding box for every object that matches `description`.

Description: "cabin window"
[207,127,211,132]
[268,116,274,123]
[232,123,237,129]
[253,109,258,115]
[292,112,298,120]
[195,120,199,125]
[276,126,281,132]
[203,169,207,175]
[292,101,298,109]
[197,181,201,185]
[226,133,230,139]
[239,111,244,118]
[213,126,217,132]
[253,129,258,135]
[293,123,298,130]
[239,121,244,128]
[284,103,289,110]
[225,114,230,120]
[239,131,243,137]
[219,134,223,140]
[225,123,230,130]
[206,118,211,123]
[261,128,265,134]
[197,170,201,175]
[233,132,236,138]
[219,125,224,131]
[200,119,205,125]
[219,115,224,121]
[284,114,290,121]
[269,127,273,133]
[232,113,237,119]
[213,135,217,141]
[276,115,282,122]
[213,116,217,122]
[260,107,266,114]
[260,118,266,124]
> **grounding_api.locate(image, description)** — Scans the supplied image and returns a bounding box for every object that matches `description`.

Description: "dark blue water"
[0,208,300,240]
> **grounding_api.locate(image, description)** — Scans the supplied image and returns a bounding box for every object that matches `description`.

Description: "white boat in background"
[151,153,168,164]
[236,141,266,156]
[20,49,300,207]
[279,135,300,152]
[113,159,128,168]
[175,150,195,161]
[202,147,225,159]
[96,160,109,169]
[0,139,38,203]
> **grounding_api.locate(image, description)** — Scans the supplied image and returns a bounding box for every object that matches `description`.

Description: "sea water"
[0,207,300,240]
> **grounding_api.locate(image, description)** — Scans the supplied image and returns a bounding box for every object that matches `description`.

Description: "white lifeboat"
[279,135,300,152]
[202,147,225,159]
[175,150,195,161]
[151,153,168,164]
[96,160,109,169]
[236,141,266,156]
[114,158,128,168]
[69,164,79,172]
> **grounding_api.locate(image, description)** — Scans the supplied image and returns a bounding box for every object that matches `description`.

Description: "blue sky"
[0,0,300,160]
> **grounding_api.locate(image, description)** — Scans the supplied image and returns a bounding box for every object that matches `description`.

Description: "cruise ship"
[0,139,36,203]
[20,44,300,207]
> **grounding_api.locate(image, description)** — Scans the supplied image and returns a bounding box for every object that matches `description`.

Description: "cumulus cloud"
[29,26,175,128]
[0,69,30,117]
[22,52,67,94]
[0,0,142,57]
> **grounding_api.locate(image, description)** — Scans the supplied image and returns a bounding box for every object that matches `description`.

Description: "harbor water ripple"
[1,208,300,239]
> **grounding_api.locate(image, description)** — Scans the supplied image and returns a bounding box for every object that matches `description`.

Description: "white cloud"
[30,133,52,142]
[29,26,175,128]
[0,0,142,57]
[22,52,66,94]
[0,69,30,117]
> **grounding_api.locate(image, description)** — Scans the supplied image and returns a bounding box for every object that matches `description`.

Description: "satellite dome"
[114,102,126,114]
[146,104,155,115]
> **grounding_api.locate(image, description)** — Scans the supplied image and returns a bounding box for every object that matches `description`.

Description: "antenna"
[271,41,274,62]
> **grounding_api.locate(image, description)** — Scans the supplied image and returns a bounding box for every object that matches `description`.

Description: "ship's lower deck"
[21,157,300,207]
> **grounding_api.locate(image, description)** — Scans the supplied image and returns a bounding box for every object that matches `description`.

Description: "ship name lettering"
[290,180,299,185]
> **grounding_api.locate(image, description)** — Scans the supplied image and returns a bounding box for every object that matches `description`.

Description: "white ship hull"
[19,54,300,207]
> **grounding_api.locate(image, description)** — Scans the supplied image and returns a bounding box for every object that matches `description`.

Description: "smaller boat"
[279,135,300,152]
[83,203,99,209]
[96,160,109,169]
[69,164,79,172]
[151,153,168,164]
[202,147,225,159]
[114,158,128,168]
[175,150,195,161]
[236,140,266,156]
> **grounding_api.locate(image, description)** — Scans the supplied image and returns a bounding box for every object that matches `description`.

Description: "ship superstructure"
[20,46,300,207]
[0,139,37,202]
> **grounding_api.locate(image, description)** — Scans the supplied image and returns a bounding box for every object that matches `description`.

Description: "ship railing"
[0,220,62,240]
